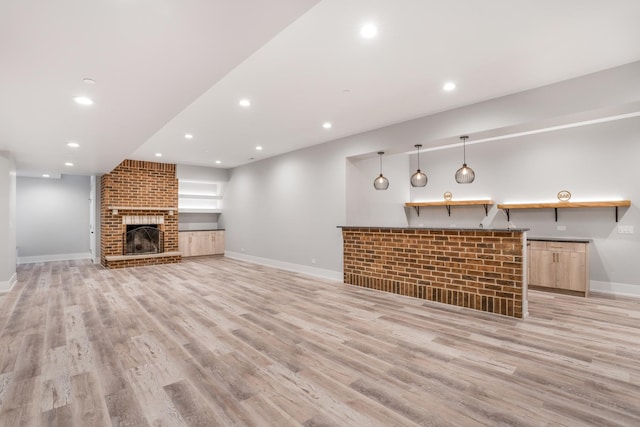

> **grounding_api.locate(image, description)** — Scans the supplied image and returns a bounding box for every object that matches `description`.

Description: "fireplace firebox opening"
[124,225,164,255]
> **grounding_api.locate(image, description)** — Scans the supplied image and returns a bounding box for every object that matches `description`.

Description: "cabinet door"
[178,232,192,257]
[212,231,225,254]
[556,251,587,292]
[529,245,556,288]
[191,232,211,256]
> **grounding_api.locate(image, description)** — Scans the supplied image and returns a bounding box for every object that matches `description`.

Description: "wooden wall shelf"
[405,200,494,217]
[497,200,631,222]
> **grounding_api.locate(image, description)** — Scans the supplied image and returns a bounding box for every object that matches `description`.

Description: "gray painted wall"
[221,142,347,274]
[222,61,640,293]
[16,174,91,260]
[0,151,17,288]
[346,154,409,227]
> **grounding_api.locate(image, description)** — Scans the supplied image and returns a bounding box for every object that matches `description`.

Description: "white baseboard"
[0,272,17,293]
[17,252,92,265]
[590,280,640,298]
[224,251,343,282]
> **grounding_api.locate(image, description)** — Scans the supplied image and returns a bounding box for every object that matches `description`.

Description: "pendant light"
[455,135,475,184]
[410,144,427,187]
[373,151,389,190]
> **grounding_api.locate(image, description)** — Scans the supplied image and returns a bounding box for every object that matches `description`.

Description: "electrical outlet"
[557,225,566,231]
[311,259,316,264]
[240,247,245,252]
[618,225,634,234]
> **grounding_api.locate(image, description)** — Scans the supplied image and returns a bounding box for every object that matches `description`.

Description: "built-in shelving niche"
[178,180,222,213]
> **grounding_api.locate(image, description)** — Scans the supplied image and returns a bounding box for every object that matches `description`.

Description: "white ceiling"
[2,0,640,177]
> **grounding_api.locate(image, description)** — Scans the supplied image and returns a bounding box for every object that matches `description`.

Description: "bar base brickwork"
[340,227,528,318]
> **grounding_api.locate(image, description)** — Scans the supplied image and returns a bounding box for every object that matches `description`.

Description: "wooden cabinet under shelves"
[179,230,225,257]
[528,239,589,296]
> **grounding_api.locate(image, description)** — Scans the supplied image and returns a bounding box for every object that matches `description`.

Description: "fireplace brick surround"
[100,159,181,268]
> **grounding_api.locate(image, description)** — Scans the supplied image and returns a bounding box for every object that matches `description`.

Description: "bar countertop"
[528,236,591,243]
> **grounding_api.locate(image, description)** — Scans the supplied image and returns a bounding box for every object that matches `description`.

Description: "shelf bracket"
[504,209,510,222]
[615,206,619,222]
[445,205,451,216]
[413,206,420,216]
[483,204,489,216]
[554,208,558,222]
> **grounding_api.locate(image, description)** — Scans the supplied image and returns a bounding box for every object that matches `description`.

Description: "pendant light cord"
[415,144,422,170]
[461,136,468,165]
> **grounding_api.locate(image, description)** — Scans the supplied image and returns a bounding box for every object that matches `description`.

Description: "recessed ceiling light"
[74,96,93,106]
[239,99,251,107]
[443,82,456,91]
[360,23,378,39]
[184,133,193,139]
[42,174,50,178]
[82,78,96,85]
[67,142,80,148]
[215,160,221,164]
[65,162,74,167]
[323,122,332,129]
[155,153,162,157]
[255,146,263,151]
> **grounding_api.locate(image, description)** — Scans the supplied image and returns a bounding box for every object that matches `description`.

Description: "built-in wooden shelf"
[497,200,631,222]
[405,199,494,217]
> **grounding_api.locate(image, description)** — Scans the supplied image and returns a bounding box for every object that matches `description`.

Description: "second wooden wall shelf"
[497,200,631,222]
[405,200,494,217]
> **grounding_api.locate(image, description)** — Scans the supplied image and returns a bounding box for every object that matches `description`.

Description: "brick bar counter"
[339,226,529,318]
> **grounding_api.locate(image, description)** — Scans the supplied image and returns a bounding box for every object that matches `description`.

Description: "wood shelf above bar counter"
[339,226,529,318]
[405,199,494,216]
[497,200,631,222]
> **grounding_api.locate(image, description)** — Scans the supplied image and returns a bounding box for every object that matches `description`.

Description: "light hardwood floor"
[0,257,639,426]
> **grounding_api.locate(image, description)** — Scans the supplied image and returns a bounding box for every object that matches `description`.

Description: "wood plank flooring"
[0,257,639,426]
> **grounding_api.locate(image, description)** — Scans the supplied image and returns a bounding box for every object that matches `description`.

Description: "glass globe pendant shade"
[410,170,427,187]
[455,164,475,184]
[410,144,427,187]
[373,151,389,190]
[455,135,475,184]
[374,174,389,190]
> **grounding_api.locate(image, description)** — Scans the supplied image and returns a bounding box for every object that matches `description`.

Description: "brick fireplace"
[100,160,181,268]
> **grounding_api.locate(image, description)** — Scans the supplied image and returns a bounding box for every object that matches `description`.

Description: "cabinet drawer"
[545,242,586,253]
[529,241,547,251]
[529,241,586,253]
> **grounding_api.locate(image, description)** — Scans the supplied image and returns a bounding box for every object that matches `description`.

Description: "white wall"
[16,174,91,263]
[222,61,640,295]
[0,151,17,291]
